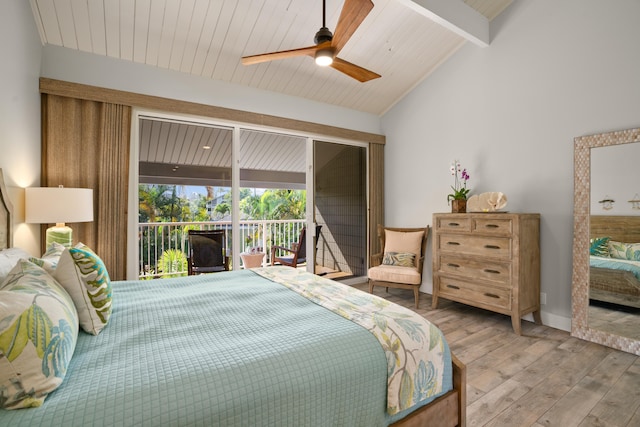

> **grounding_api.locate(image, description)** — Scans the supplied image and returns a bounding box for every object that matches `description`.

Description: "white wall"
[0,1,43,255]
[381,0,640,330]
[591,143,640,215]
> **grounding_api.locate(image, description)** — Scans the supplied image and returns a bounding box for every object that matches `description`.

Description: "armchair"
[368,224,430,308]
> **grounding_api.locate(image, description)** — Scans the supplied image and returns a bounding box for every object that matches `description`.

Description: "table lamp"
[25,186,94,248]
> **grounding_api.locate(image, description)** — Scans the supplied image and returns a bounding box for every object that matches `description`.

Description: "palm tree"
[139,184,171,222]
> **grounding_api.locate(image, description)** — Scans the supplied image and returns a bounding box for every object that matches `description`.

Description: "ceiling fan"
[241,0,381,83]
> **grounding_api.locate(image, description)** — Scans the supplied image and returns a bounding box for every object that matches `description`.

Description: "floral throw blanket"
[254,267,450,415]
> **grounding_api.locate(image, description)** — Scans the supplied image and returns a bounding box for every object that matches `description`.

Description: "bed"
[0,169,466,426]
[589,215,640,308]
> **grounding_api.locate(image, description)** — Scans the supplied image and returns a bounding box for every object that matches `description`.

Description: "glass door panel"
[314,141,367,279]
[238,129,307,269]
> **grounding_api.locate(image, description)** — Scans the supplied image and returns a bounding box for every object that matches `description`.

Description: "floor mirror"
[572,127,640,355]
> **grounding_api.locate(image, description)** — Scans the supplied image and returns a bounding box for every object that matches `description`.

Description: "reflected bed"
[589,216,640,309]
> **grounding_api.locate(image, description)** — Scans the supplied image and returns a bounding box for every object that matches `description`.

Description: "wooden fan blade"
[242,45,319,65]
[331,57,380,82]
[332,0,374,54]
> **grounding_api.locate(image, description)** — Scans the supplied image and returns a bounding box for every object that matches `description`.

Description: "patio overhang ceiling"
[139,162,305,190]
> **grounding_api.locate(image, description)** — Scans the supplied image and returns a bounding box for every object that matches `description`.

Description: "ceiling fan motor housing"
[314,27,333,44]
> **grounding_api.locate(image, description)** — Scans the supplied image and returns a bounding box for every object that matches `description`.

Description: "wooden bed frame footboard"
[391,353,466,427]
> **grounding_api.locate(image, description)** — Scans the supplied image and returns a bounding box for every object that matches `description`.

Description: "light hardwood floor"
[353,283,640,427]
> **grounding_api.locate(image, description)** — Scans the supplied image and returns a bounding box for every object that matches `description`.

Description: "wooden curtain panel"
[41,94,131,280]
[369,143,384,259]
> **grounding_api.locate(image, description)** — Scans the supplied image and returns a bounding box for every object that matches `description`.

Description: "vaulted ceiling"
[30,0,512,116]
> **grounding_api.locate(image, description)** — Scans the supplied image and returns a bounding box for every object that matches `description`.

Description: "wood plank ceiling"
[30,0,512,116]
[31,0,512,185]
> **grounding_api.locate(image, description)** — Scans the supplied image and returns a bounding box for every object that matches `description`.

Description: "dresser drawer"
[437,255,511,285]
[436,233,512,259]
[472,217,513,236]
[438,276,511,311]
[435,216,471,232]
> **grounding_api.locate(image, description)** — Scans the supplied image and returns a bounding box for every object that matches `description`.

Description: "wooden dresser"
[432,213,541,334]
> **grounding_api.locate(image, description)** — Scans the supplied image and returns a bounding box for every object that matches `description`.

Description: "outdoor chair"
[271,225,322,268]
[188,229,229,275]
[368,224,430,308]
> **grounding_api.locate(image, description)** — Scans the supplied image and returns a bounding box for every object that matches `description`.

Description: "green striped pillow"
[54,243,112,335]
[382,251,416,267]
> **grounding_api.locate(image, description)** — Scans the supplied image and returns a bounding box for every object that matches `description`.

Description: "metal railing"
[138,219,306,279]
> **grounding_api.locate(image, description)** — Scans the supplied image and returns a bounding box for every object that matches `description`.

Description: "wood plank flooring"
[353,283,640,427]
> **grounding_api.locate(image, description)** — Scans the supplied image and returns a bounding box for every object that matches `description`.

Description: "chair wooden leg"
[368,280,374,294]
[414,287,420,309]
[385,287,389,293]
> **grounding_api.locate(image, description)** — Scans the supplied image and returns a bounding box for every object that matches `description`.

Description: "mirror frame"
[572,127,640,355]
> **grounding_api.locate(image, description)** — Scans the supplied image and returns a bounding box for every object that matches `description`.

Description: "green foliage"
[158,249,188,278]
[139,184,306,223]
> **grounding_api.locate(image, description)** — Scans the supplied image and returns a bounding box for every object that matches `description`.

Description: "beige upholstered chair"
[368,225,430,308]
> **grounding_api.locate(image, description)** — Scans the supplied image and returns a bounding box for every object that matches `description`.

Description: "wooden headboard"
[0,168,14,249]
[590,215,640,243]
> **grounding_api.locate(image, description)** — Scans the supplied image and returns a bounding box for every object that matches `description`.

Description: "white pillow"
[0,247,31,284]
[53,243,112,335]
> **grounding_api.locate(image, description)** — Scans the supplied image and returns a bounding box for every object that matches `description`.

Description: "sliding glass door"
[133,111,368,279]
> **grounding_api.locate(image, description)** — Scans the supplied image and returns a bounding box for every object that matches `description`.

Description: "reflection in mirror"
[572,127,640,355]
[589,144,640,341]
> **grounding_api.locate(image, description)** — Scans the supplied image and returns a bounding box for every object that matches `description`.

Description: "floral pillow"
[54,243,112,335]
[589,236,610,257]
[0,247,31,283]
[609,241,640,261]
[0,260,79,409]
[382,251,416,268]
[29,242,66,273]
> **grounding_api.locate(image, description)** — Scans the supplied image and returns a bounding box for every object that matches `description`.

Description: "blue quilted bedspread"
[0,269,451,426]
[590,255,640,280]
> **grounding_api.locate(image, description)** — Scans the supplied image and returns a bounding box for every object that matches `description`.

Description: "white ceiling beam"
[397,0,490,47]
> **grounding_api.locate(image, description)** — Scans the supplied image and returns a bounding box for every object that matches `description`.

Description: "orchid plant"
[447,160,471,203]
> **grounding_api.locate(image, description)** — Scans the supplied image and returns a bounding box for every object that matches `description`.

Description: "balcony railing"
[138,219,306,279]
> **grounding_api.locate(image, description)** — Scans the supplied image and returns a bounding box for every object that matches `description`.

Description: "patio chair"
[188,229,229,275]
[271,225,322,268]
[368,224,430,308]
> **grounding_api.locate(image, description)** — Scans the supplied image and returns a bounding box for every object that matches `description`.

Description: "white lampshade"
[25,187,94,248]
[25,187,94,224]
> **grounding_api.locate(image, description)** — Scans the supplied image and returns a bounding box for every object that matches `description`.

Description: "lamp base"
[46,225,73,248]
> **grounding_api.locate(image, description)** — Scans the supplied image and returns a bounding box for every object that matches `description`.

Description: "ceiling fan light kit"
[315,48,334,66]
[241,0,380,82]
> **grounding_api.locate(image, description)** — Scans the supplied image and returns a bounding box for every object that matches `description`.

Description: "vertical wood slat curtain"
[41,94,131,280]
[369,143,384,259]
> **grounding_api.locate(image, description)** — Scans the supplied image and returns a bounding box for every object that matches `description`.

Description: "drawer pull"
[484,245,501,250]
[484,269,501,274]
[447,241,461,246]
[484,293,500,299]
[446,284,460,290]
[447,222,460,227]
[447,263,460,268]
[485,224,499,228]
